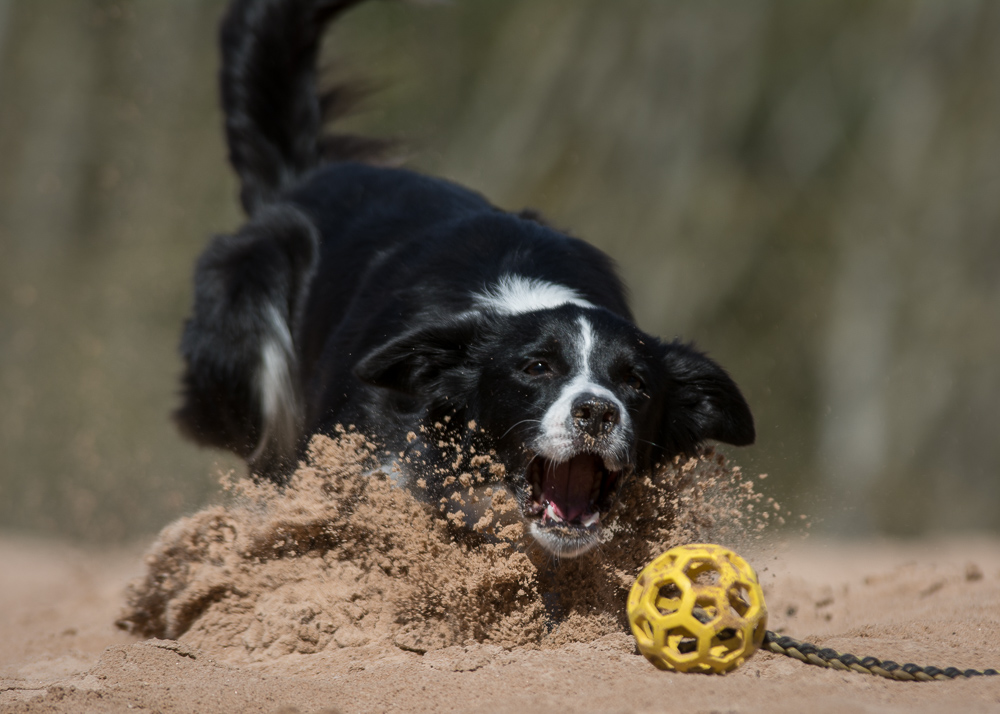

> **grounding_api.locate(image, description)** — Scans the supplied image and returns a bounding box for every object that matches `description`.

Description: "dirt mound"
[116,430,775,663]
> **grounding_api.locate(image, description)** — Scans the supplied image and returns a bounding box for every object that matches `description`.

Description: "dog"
[175,0,755,558]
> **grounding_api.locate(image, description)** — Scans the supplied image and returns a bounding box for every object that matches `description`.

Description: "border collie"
[175,0,755,557]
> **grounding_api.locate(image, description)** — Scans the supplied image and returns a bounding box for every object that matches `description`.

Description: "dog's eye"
[624,372,644,391]
[523,361,551,377]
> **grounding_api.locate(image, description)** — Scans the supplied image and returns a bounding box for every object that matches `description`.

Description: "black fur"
[177,0,755,556]
[219,0,387,213]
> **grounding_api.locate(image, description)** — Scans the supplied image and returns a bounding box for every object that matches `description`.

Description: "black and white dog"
[176,0,755,557]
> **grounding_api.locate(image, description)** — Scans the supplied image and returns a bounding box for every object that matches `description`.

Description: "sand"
[3,435,1000,713]
[114,432,776,658]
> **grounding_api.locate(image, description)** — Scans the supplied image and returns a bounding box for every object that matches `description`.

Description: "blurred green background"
[2,0,999,543]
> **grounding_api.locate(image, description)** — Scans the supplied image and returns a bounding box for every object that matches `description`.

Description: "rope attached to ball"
[762,630,999,681]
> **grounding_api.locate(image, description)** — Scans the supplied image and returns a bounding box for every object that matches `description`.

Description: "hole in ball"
[685,560,721,587]
[656,581,683,615]
[728,584,751,617]
[666,624,700,657]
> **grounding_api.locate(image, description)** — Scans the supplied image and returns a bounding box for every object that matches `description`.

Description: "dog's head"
[355,292,753,557]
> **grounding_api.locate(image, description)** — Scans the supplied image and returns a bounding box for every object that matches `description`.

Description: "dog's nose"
[571,395,620,438]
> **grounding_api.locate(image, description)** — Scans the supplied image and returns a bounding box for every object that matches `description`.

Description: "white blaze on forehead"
[536,316,630,465]
[473,274,595,315]
[562,315,617,406]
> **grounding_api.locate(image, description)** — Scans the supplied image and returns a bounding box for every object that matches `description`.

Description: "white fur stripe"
[251,303,300,463]
[578,316,594,376]
[473,274,594,315]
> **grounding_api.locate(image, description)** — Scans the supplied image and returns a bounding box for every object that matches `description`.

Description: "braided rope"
[762,631,999,682]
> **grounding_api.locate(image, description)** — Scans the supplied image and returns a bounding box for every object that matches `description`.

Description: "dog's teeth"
[545,503,564,523]
[581,512,600,528]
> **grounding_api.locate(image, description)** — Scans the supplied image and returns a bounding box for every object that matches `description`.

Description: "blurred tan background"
[1,0,999,543]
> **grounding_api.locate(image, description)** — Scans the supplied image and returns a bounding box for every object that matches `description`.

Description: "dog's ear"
[659,340,755,451]
[354,317,480,394]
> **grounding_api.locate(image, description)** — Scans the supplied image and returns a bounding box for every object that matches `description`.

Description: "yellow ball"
[627,543,767,674]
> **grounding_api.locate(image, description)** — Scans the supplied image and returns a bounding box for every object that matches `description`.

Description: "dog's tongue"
[542,454,600,523]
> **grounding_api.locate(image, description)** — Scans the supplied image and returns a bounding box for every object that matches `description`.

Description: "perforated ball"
[627,543,767,674]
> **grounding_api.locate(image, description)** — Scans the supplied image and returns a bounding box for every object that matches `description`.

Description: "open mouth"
[524,453,624,532]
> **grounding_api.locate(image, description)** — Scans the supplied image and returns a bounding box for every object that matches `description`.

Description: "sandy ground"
[2,533,999,714]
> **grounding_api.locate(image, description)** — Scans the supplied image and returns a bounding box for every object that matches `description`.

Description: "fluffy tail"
[220,0,386,214]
